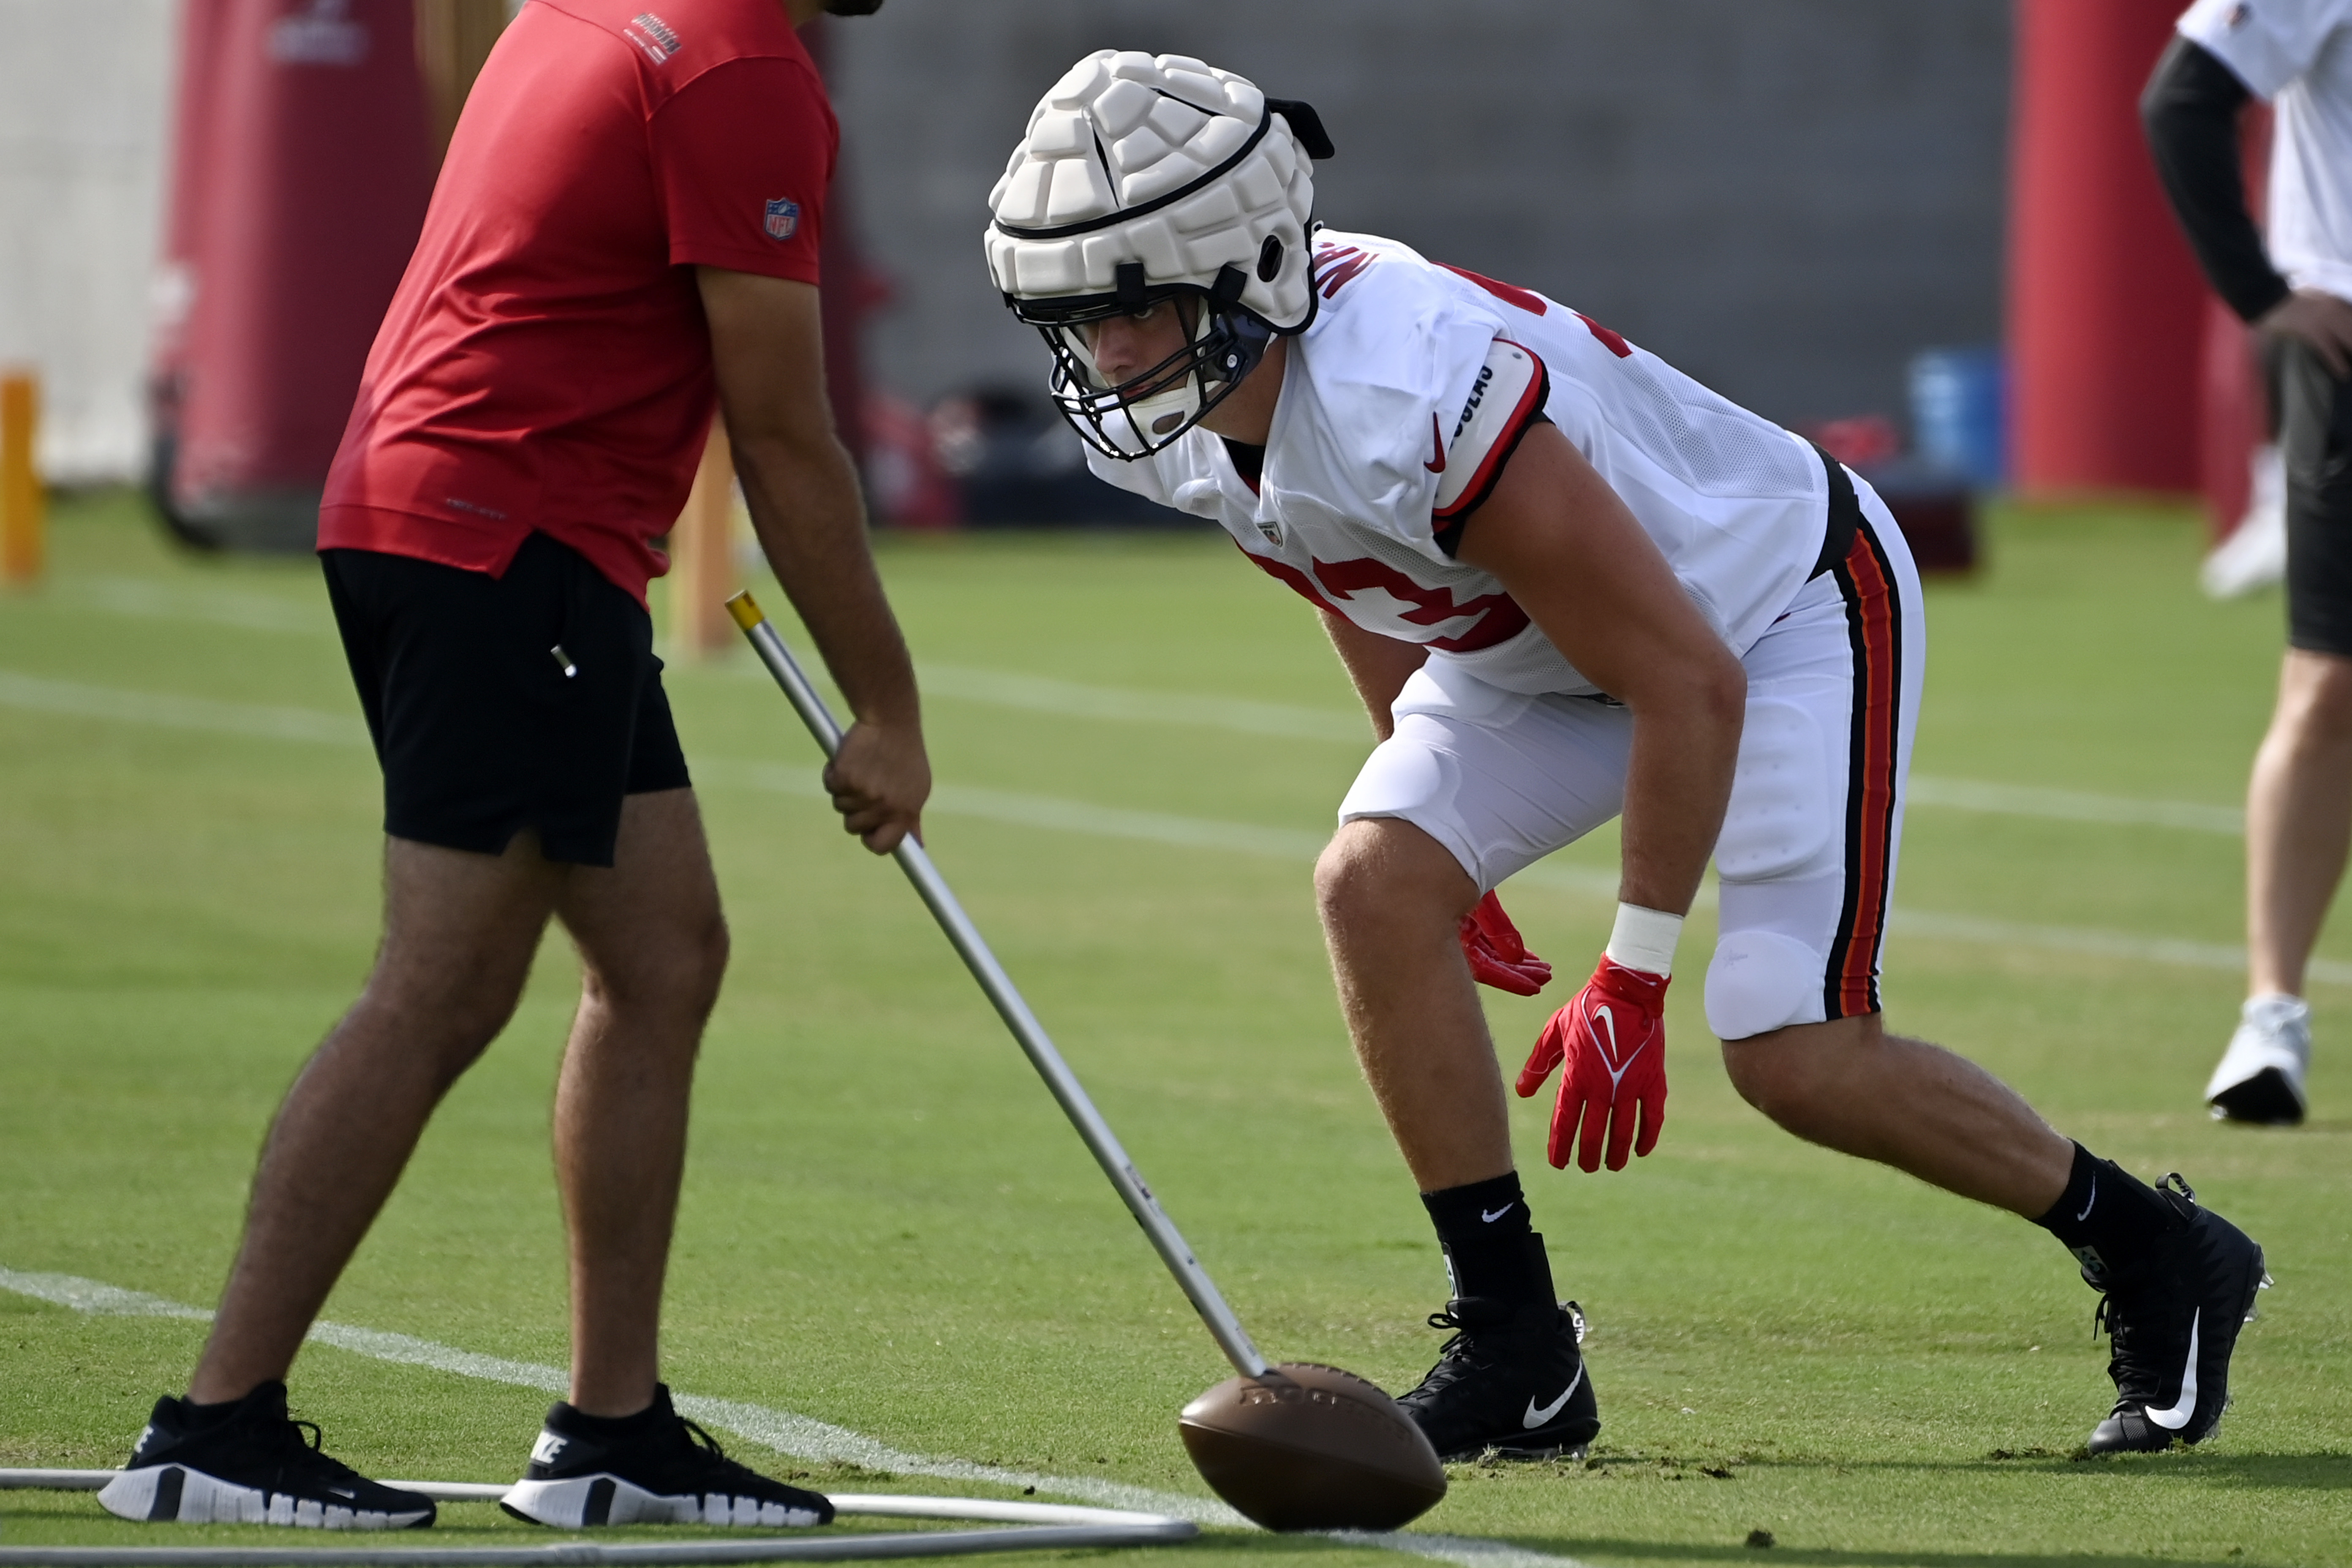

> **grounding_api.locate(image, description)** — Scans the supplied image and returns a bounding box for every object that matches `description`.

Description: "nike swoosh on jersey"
[1424,413,1446,474]
[1523,1364,1585,1429]
[2141,1309,2201,1430]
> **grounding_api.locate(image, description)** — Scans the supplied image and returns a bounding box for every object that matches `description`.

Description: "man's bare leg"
[1315,818,2071,1217]
[1315,817,1507,1190]
[1721,1016,2072,1215]
[550,789,730,1418]
[2247,648,2352,997]
[1315,817,1595,1460]
[189,835,565,1404]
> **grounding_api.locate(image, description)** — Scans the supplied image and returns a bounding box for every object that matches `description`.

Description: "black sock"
[555,1385,672,1436]
[177,1380,276,1431]
[2031,1143,2183,1276]
[1421,1172,1551,1308]
[177,1396,243,1431]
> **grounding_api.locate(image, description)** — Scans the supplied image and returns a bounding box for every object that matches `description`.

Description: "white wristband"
[1604,903,1683,977]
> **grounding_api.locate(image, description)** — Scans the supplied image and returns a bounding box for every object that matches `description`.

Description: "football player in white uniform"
[984,51,2266,1461]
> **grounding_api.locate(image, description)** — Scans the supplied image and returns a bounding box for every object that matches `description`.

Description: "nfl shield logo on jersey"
[764,198,801,241]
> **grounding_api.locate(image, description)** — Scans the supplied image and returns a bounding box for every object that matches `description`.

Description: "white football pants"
[1338,491,1924,1041]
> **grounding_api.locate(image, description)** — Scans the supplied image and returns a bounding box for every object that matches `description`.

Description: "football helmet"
[984,51,1334,458]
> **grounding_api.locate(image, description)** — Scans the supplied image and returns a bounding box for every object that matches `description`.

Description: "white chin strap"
[1112,382,1204,456]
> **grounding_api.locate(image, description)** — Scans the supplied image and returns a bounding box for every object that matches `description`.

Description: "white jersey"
[1084,230,1831,696]
[2181,0,2352,302]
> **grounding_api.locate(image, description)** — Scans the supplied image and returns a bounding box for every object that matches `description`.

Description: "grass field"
[1,491,2347,1567]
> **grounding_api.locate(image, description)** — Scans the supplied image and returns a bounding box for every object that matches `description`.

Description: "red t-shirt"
[318,0,834,603]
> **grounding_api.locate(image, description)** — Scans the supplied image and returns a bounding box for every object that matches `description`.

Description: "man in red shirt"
[98,0,916,1533]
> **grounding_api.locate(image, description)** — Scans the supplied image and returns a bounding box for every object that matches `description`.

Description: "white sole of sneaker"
[95,1465,431,1529]
[500,1475,823,1530]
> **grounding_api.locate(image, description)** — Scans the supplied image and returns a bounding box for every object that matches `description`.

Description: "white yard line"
[2,670,2334,986]
[913,664,1372,745]
[885,668,2253,836]
[34,575,2256,836]
[0,671,365,746]
[0,1268,1593,1568]
[61,577,332,637]
[1901,775,2242,836]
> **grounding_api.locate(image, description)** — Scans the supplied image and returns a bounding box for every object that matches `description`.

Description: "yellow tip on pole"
[0,369,42,587]
[725,590,764,630]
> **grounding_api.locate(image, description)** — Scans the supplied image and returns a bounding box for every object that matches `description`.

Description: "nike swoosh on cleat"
[2075,1177,2096,1223]
[1481,1203,1516,1223]
[1523,1364,1584,1429]
[2142,1308,2201,1430]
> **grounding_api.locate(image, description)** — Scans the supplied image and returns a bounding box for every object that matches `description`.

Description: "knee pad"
[1705,928,1828,1041]
[1715,699,1833,882]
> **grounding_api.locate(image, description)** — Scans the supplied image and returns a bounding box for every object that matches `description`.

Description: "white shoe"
[2199,445,2286,600]
[2205,993,2310,1124]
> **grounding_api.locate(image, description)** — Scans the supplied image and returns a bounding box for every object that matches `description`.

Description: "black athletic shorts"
[2278,337,2352,657]
[321,533,690,868]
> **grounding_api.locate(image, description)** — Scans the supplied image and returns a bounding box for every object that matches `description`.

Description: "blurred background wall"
[0,0,2011,488]
[0,0,174,483]
[830,0,2013,432]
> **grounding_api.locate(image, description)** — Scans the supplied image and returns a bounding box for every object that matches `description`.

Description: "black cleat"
[500,1385,833,1529]
[94,1381,435,1530]
[1397,1297,1599,1462]
[2083,1175,2268,1454]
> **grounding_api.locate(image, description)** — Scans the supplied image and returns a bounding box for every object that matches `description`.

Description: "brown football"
[1178,1362,1446,1532]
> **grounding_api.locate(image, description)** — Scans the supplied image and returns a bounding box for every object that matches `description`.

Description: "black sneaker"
[2083,1175,2268,1454]
[94,1381,434,1529]
[500,1385,832,1529]
[1396,1297,1599,1461]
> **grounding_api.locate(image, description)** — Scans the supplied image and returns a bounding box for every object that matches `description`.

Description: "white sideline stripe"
[915,663,1374,744]
[5,670,2341,986]
[36,581,2250,834]
[703,761,2352,985]
[1904,775,2243,836]
[0,1269,1596,1568]
[0,671,367,746]
[880,667,2257,836]
[65,577,330,637]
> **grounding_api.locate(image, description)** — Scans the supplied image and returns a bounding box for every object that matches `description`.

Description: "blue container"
[1908,346,2007,490]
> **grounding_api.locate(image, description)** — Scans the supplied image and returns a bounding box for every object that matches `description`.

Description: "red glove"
[1459,891,1552,996]
[1515,957,1669,1172]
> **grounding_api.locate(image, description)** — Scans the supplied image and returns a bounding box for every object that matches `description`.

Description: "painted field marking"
[915,663,1372,744]
[63,577,331,637]
[0,1268,1594,1568]
[1902,774,2242,836]
[28,574,2253,837]
[0,670,365,746]
[890,667,2253,836]
[2,670,2335,986]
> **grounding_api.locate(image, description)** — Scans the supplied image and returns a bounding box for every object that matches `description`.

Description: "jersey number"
[1240,547,1530,653]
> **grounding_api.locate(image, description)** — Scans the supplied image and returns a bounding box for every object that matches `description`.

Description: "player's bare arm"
[1320,611,1427,742]
[1452,423,1745,918]
[699,265,928,853]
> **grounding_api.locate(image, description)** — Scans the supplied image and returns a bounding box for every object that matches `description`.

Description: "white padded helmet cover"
[985,51,1318,330]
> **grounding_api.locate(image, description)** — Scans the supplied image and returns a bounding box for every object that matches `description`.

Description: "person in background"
[2145,0,2352,1126]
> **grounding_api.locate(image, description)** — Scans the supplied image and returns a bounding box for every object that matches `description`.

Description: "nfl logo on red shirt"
[764,198,800,240]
